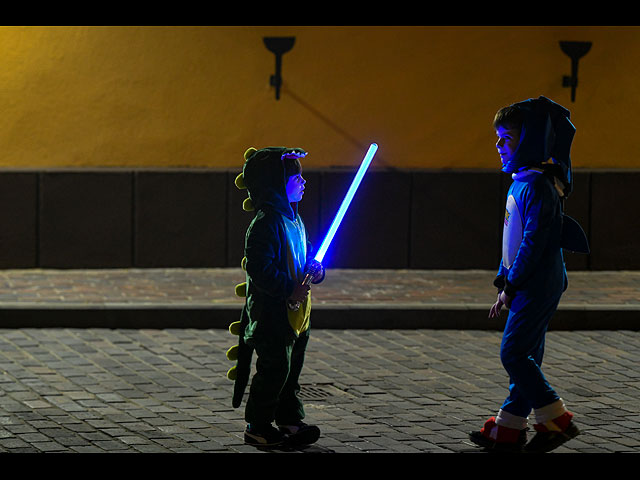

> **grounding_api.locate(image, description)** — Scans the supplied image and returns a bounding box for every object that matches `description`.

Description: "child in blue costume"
[469,96,582,453]
[239,146,324,448]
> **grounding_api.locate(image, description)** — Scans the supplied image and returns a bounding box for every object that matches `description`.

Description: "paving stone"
[32,441,67,452]
[131,444,173,453]
[69,445,106,453]
[18,432,50,443]
[0,437,31,449]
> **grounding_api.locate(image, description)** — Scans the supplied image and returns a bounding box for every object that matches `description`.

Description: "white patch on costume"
[502,194,522,270]
[283,216,307,283]
[283,215,311,335]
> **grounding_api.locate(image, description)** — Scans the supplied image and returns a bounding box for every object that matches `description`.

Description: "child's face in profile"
[495,125,521,168]
[286,172,306,203]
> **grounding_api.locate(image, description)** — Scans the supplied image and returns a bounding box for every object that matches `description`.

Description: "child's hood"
[242,146,306,220]
[506,96,576,197]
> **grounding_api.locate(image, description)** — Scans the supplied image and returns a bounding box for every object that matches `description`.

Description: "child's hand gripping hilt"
[287,260,322,311]
[287,273,312,312]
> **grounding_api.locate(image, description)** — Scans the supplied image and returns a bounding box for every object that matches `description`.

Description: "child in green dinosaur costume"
[227,146,324,448]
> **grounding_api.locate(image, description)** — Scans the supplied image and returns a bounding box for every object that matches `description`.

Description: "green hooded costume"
[226,146,324,426]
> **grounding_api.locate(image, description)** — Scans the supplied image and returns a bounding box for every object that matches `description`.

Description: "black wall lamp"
[263,36,296,100]
[560,41,592,102]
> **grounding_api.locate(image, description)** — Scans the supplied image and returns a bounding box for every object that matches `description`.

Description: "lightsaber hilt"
[287,271,313,312]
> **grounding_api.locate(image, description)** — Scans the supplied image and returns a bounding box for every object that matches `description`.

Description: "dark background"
[0,168,631,271]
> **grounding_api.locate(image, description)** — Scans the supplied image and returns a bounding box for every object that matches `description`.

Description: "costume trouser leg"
[244,330,308,426]
[497,292,562,426]
[275,331,309,426]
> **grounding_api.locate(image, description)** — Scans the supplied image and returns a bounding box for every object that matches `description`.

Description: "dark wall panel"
[39,171,132,268]
[134,170,227,267]
[412,171,502,269]
[590,171,640,270]
[0,168,632,271]
[320,169,410,269]
[0,172,38,268]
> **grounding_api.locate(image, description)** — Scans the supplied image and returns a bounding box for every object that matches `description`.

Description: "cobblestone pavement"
[0,268,638,453]
[0,327,639,453]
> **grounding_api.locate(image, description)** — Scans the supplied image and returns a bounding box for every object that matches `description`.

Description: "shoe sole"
[284,427,321,447]
[524,423,580,453]
[469,431,524,453]
[244,432,285,447]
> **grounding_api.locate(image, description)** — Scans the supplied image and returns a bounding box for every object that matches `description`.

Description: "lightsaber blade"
[288,143,378,311]
[314,142,378,264]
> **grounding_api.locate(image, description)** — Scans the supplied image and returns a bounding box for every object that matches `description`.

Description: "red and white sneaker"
[524,411,580,453]
[469,416,527,452]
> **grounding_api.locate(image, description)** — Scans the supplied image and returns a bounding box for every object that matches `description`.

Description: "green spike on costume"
[242,198,254,212]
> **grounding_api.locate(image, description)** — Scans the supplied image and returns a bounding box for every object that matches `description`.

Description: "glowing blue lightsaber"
[288,143,378,311]
[314,142,378,263]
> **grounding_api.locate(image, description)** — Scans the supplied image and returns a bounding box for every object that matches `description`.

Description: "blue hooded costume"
[492,96,587,435]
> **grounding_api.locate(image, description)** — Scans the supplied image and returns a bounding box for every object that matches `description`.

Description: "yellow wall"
[0,25,637,169]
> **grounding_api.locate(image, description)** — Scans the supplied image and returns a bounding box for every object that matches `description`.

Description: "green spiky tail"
[225,146,258,408]
[227,308,253,408]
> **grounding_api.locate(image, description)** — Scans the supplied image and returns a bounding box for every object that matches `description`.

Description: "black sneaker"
[469,428,528,453]
[524,421,580,453]
[278,422,321,446]
[244,423,286,447]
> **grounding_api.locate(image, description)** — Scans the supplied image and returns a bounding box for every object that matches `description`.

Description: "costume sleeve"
[244,215,294,299]
[494,262,507,291]
[505,179,557,295]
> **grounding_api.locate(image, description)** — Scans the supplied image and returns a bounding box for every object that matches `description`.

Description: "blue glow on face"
[314,143,378,264]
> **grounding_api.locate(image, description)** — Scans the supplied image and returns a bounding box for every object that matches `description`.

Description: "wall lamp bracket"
[560,41,592,102]
[263,36,295,100]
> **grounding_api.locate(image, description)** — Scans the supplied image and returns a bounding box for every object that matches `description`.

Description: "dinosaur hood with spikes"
[240,146,307,221]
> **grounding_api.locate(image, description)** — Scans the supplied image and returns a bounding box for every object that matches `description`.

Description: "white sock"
[534,398,567,425]
[495,409,528,431]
